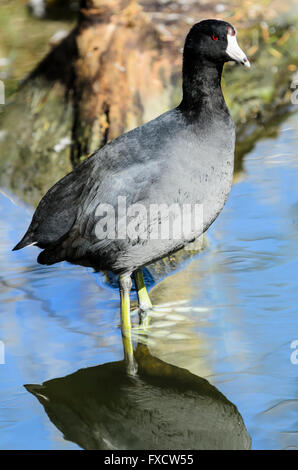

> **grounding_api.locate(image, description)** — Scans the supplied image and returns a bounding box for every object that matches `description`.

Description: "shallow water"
[0,113,298,450]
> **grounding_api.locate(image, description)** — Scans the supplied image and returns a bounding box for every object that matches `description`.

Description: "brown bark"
[71,0,179,164]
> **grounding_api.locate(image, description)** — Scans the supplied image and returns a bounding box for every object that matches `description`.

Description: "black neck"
[178,58,227,119]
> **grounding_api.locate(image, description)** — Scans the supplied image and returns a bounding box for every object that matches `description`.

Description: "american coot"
[13,19,250,371]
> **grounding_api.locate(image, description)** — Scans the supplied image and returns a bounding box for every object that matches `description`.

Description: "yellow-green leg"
[119,273,137,375]
[134,270,152,329]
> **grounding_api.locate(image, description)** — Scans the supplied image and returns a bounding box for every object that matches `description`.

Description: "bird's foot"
[126,356,138,376]
[131,303,152,331]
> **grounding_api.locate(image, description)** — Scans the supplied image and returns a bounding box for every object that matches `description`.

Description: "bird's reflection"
[25,343,251,450]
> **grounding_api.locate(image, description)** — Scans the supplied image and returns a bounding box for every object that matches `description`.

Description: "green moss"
[0,78,73,206]
[0,0,74,98]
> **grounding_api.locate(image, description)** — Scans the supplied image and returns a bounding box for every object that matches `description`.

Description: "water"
[0,113,297,450]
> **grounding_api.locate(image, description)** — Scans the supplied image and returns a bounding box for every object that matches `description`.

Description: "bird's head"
[184,19,250,68]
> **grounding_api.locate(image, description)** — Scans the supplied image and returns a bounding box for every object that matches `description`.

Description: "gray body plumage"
[13,19,248,275]
[15,105,235,274]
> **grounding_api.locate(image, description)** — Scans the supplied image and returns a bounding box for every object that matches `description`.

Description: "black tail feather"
[12,233,35,251]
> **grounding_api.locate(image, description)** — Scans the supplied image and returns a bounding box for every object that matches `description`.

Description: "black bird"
[13,19,250,370]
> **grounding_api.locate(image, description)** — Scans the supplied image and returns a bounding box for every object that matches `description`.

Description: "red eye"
[212,35,219,41]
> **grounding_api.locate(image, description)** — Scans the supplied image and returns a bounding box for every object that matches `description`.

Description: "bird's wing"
[13,155,96,250]
[13,108,180,254]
